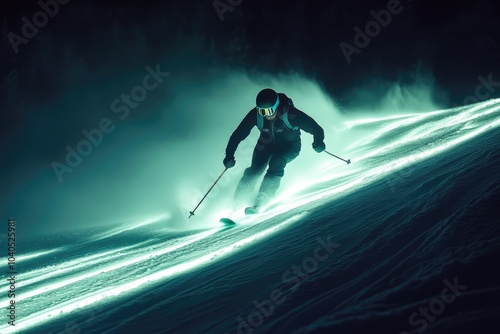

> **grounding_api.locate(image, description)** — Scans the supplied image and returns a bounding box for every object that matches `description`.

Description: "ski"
[219,206,262,225]
[219,217,237,225]
[244,206,259,215]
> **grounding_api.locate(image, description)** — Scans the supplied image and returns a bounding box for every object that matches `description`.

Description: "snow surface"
[2,99,500,334]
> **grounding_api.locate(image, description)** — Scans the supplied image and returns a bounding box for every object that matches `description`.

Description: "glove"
[223,155,236,168]
[312,141,326,153]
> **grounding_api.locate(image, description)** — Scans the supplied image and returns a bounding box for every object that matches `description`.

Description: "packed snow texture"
[1,98,499,334]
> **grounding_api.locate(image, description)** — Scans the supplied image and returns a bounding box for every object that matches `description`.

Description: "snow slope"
[2,99,499,334]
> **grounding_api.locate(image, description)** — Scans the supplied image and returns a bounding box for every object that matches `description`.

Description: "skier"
[223,88,326,213]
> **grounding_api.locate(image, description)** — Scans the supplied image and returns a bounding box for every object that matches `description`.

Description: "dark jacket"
[225,93,324,156]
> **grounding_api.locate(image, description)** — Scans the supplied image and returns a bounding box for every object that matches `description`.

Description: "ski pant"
[233,141,301,208]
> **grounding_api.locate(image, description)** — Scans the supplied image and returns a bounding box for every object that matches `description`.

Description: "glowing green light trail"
[1,99,498,334]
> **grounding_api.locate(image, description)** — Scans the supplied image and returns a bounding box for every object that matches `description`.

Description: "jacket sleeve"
[225,109,256,157]
[290,108,325,143]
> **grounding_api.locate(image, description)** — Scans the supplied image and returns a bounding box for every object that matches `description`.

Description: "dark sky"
[2,0,499,105]
[1,0,499,235]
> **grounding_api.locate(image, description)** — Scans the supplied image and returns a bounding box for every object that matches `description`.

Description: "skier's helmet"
[256,88,280,117]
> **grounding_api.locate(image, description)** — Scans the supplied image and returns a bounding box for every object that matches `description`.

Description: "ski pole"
[324,150,351,164]
[189,168,228,218]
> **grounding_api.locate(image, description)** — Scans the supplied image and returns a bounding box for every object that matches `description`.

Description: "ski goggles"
[257,96,280,117]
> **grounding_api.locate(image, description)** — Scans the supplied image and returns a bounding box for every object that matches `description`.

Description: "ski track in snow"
[2,99,500,334]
